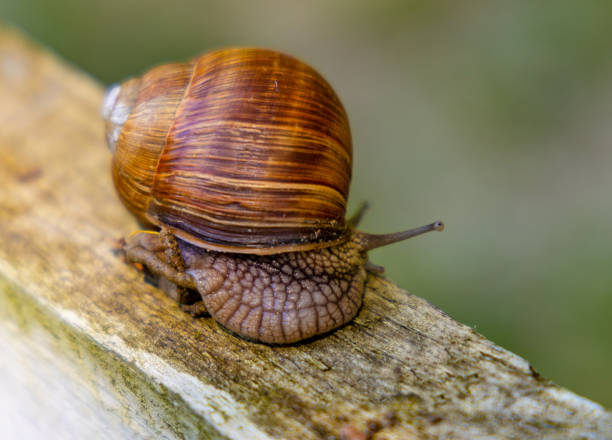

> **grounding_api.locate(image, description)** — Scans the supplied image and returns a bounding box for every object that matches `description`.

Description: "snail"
[103,47,443,344]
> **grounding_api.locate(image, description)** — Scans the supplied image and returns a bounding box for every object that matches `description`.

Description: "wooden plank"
[0,26,610,439]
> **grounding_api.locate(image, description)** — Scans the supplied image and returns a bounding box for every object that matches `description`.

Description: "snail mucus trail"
[103,48,444,344]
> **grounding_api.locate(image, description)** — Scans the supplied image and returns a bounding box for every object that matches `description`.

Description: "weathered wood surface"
[0,27,610,440]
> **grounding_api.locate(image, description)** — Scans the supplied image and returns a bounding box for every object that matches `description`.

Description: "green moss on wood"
[0,277,227,440]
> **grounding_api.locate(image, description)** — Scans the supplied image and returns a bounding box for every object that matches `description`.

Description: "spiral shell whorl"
[105,48,352,253]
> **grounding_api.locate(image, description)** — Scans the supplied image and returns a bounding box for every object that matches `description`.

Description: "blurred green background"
[2,1,611,407]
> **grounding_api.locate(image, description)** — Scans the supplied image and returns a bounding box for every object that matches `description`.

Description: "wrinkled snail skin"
[180,232,368,344]
[105,48,443,344]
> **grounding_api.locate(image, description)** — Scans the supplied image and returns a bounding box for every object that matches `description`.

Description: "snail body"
[104,48,442,344]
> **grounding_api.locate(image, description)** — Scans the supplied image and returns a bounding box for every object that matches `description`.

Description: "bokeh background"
[2,1,611,407]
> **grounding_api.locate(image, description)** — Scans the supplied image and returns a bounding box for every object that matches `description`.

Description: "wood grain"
[0,27,611,439]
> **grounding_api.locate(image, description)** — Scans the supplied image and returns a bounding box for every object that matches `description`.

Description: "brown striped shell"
[103,48,352,255]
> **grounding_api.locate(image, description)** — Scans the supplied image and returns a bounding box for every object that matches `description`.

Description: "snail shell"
[104,47,444,344]
[103,48,352,255]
